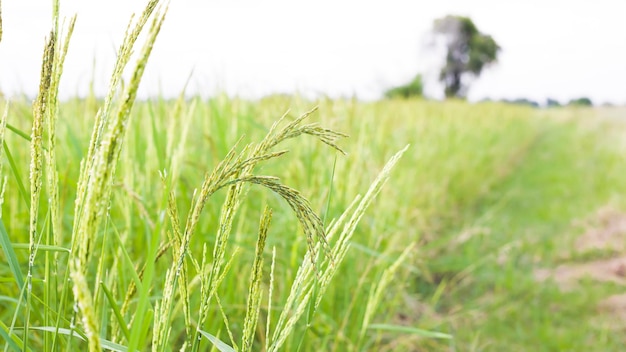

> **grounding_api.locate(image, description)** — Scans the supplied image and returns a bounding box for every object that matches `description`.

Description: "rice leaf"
[0,315,23,351]
[0,219,23,291]
[197,330,236,352]
[2,142,29,207]
[5,123,31,143]
[367,324,452,339]
[8,243,70,253]
[28,327,129,351]
[100,282,131,341]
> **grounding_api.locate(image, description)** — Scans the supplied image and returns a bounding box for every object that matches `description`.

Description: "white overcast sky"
[1,0,625,104]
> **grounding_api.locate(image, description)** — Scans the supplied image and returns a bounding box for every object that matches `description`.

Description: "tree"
[567,97,593,106]
[546,98,561,107]
[385,74,423,99]
[433,15,500,98]
[502,98,539,108]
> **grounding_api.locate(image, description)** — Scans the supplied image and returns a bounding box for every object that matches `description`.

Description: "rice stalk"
[214,294,238,350]
[255,107,347,264]
[72,4,166,269]
[79,0,160,186]
[358,243,415,345]
[195,244,240,351]
[42,8,75,349]
[29,31,54,259]
[150,178,189,351]
[152,266,175,352]
[191,174,245,352]
[239,175,326,267]
[24,29,55,351]
[267,145,408,352]
[43,13,75,248]
[241,206,271,352]
[265,246,277,348]
[66,2,167,351]
[70,0,161,260]
[69,261,100,351]
[166,189,191,329]
[317,145,410,306]
[166,91,196,186]
[188,109,348,351]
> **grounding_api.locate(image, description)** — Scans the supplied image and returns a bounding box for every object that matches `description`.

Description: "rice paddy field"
[2,2,626,351]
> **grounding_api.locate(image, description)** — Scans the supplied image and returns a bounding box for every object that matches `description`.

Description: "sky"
[1,0,625,104]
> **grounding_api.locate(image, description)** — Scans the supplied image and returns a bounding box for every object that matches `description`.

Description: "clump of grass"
[69,3,166,350]
[182,107,349,351]
[0,1,420,351]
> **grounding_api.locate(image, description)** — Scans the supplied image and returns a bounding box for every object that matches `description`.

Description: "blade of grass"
[0,219,24,291]
[2,142,29,207]
[60,119,84,159]
[0,317,23,352]
[147,102,165,171]
[367,324,452,339]
[28,327,129,352]
[359,243,415,346]
[6,123,32,142]
[197,330,236,352]
[100,282,131,342]
[126,222,160,351]
[321,154,337,226]
[8,243,69,253]
[214,294,239,351]
[110,220,143,293]
[5,278,28,352]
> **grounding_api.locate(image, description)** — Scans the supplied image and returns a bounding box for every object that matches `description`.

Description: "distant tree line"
[479,97,595,108]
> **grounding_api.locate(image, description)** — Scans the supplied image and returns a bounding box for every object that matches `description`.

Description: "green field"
[2,2,626,351]
[3,94,626,351]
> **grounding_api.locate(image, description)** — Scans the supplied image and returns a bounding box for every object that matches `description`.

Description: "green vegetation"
[568,97,594,106]
[385,74,424,99]
[3,1,626,351]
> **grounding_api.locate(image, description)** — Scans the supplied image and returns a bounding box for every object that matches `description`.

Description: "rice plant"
[0,1,421,351]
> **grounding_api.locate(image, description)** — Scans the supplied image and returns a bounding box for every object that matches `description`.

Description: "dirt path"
[534,206,626,321]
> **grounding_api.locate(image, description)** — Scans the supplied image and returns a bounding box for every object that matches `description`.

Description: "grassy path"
[421,113,626,351]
